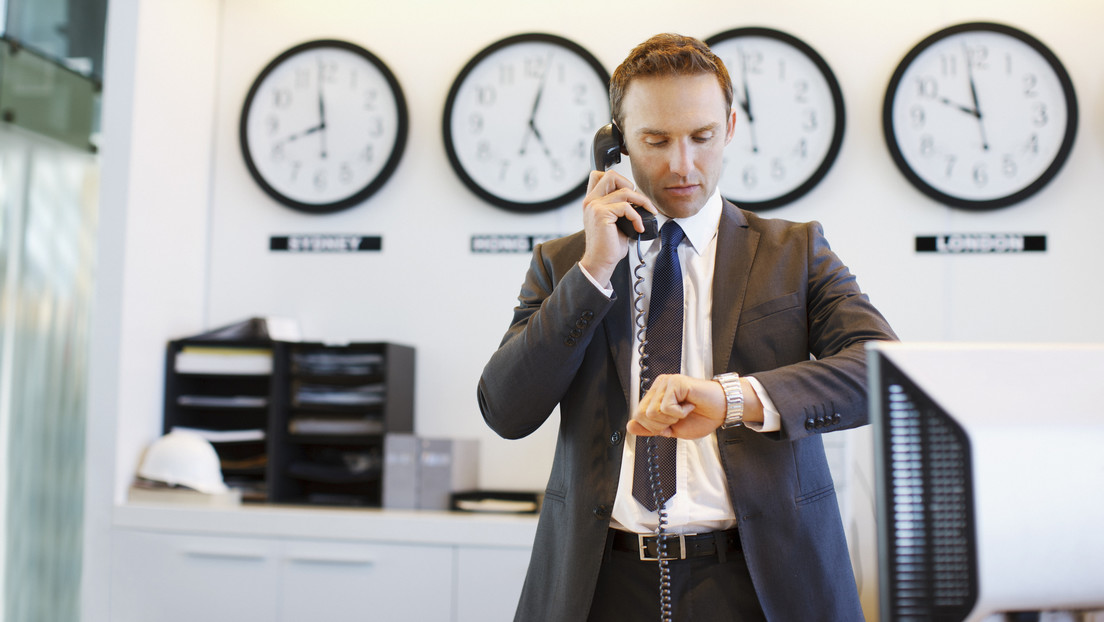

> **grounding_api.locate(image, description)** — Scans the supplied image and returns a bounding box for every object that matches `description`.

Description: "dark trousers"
[586,531,767,622]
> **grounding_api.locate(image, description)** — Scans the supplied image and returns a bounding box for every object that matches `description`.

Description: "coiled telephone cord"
[633,238,675,622]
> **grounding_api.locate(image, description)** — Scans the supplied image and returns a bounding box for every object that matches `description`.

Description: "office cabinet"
[162,340,414,506]
[269,341,414,506]
[108,506,535,622]
[162,340,274,500]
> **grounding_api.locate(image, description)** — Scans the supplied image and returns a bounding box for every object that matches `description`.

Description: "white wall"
[87,0,1104,617]
[196,0,1104,492]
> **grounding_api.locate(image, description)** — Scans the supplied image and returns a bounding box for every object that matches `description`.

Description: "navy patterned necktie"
[632,220,685,511]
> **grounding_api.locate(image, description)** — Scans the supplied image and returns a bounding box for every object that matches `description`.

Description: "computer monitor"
[868,342,1104,621]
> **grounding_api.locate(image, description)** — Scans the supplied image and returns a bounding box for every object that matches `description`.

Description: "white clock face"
[885,23,1077,209]
[444,34,610,212]
[241,40,407,213]
[707,28,845,210]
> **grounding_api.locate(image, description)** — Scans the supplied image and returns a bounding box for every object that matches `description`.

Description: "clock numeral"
[915,77,938,99]
[573,83,590,106]
[498,159,511,181]
[1031,102,1048,127]
[972,163,988,186]
[1002,155,1017,178]
[289,161,301,182]
[944,155,957,178]
[476,85,497,106]
[909,106,926,129]
[273,88,293,109]
[364,88,379,111]
[794,138,808,159]
[339,163,354,184]
[580,110,597,133]
[771,158,785,181]
[271,143,285,162]
[802,109,818,132]
[920,135,935,156]
[498,64,515,86]
[741,49,763,75]
[1023,74,1039,98]
[266,115,280,135]
[938,53,958,77]
[1026,133,1040,154]
[742,165,758,189]
[313,169,327,190]
[523,56,547,80]
[468,112,484,134]
[361,144,375,163]
[369,117,384,138]
[776,58,787,81]
[550,160,565,181]
[966,44,989,71]
[794,80,809,104]
[319,60,339,84]
[477,141,493,161]
[523,166,540,189]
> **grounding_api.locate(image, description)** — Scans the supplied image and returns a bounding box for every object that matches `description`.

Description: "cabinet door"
[455,546,532,622]
[279,540,454,621]
[111,530,280,622]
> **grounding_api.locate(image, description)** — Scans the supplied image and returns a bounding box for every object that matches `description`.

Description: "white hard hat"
[137,429,229,494]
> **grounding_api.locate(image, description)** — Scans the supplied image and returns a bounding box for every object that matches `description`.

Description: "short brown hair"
[610,33,734,128]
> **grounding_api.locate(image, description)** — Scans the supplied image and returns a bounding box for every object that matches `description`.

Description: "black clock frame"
[705,27,847,211]
[239,39,409,214]
[442,32,611,213]
[882,22,1078,211]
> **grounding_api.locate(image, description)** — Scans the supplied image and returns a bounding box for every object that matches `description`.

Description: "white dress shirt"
[580,190,781,535]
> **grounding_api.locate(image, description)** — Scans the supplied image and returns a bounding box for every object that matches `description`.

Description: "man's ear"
[613,122,628,156]
[724,108,738,146]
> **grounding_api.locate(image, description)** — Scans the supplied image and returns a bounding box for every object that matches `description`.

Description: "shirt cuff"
[743,376,780,433]
[579,263,614,298]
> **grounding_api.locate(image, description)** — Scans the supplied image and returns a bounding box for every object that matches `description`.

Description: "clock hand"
[520,52,554,156]
[273,123,325,147]
[737,48,760,154]
[962,42,990,151]
[317,57,329,159]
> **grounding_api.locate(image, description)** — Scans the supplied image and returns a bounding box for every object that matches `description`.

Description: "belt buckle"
[638,533,687,561]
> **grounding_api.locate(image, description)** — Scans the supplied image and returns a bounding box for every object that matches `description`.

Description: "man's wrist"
[713,372,744,429]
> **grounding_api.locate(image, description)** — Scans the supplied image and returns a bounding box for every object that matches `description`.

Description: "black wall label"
[471,234,561,254]
[916,234,1046,254]
[270,235,382,253]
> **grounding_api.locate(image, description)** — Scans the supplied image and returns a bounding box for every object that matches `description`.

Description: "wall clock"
[883,22,1077,210]
[240,39,408,214]
[705,27,845,211]
[443,33,611,213]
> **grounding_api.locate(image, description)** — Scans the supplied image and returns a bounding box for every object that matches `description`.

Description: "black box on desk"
[383,434,479,511]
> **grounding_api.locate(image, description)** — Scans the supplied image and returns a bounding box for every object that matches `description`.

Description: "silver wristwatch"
[713,372,744,429]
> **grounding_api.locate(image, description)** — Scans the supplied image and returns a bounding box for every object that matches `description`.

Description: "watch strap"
[713,372,744,429]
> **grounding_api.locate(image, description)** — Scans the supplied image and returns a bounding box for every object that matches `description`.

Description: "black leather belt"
[611,528,740,561]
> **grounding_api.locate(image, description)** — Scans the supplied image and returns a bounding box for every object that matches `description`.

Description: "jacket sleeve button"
[609,431,622,445]
[593,505,610,520]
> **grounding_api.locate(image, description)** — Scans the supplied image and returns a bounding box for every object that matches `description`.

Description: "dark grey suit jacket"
[478,202,896,621]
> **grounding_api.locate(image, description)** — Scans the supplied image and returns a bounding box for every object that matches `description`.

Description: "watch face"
[706,27,845,211]
[443,33,611,213]
[883,22,1077,210]
[240,40,408,213]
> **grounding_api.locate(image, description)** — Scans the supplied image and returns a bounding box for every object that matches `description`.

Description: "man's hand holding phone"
[579,169,658,288]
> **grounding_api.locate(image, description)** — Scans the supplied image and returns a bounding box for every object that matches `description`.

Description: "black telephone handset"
[592,124,659,241]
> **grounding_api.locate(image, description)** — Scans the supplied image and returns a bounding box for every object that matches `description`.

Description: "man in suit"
[477,33,896,621]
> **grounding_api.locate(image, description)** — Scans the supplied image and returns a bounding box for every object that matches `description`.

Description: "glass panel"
[0,122,97,622]
[0,37,97,151]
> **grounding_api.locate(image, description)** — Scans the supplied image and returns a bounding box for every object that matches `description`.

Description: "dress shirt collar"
[654,188,722,256]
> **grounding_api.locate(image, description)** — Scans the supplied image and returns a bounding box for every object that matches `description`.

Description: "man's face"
[619,73,736,219]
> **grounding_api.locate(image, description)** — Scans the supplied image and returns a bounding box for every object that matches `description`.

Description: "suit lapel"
[712,202,758,374]
[606,255,633,408]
